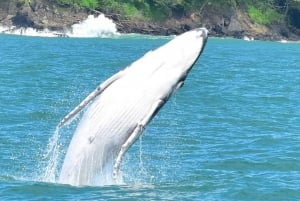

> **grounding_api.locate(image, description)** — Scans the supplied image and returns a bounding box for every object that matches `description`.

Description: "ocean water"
[0,33,300,200]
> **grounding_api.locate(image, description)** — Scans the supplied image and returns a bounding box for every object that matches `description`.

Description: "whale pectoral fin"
[113,99,165,181]
[57,70,125,128]
[176,81,184,90]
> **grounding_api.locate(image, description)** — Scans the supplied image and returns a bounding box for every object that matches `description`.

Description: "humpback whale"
[58,28,208,186]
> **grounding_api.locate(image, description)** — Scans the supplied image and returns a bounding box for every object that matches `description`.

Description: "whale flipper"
[113,99,165,179]
[57,70,125,128]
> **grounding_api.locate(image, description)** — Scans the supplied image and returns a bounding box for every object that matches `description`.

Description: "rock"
[0,0,299,41]
[228,15,242,32]
[12,12,34,27]
[0,0,88,31]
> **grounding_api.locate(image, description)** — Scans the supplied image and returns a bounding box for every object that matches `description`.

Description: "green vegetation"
[16,0,32,6]
[55,0,214,19]
[53,0,300,26]
[247,4,282,25]
[56,0,99,9]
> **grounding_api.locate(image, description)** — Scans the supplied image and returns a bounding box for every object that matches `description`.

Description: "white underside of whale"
[58,28,208,186]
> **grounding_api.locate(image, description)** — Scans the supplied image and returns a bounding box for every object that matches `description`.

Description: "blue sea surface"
[0,34,300,200]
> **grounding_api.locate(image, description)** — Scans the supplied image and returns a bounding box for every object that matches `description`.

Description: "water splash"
[0,26,60,37]
[40,118,152,186]
[41,128,62,183]
[138,136,148,181]
[0,14,118,38]
[67,14,118,38]
[0,25,8,33]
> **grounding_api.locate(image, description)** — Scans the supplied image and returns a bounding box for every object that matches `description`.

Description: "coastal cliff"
[0,0,300,40]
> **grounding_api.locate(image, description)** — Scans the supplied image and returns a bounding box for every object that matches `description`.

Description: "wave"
[67,14,118,38]
[0,14,118,38]
[278,39,300,44]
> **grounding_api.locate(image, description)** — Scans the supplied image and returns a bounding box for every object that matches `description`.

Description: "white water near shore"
[0,14,118,38]
[67,14,118,37]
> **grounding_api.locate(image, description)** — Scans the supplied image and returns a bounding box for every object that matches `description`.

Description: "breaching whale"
[58,28,208,186]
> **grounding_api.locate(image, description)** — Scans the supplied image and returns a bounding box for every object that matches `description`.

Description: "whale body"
[58,28,208,186]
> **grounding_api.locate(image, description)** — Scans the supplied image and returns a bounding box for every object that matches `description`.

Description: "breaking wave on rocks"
[67,14,118,38]
[0,14,118,38]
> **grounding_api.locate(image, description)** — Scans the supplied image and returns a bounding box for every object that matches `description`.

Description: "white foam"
[0,25,9,33]
[243,36,254,41]
[67,14,118,38]
[277,39,300,43]
[280,39,288,43]
[0,14,118,38]
[8,27,62,37]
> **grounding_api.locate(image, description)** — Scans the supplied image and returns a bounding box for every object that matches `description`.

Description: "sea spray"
[40,103,85,183]
[42,128,62,183]
[0,14,118,38]
[0,25,8,33]
[67,14,118,38]
[137,135,149,184]
[41,122,148,186]
[119,135,153,186]
[0,26,65,37]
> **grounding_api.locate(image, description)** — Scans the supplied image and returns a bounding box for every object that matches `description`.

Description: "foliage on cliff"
[49,0,300,28]
[5,0,300,39]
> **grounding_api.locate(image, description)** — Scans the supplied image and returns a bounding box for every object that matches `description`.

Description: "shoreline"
[2,27,299,44]
[1,22,300,43]
[0,1,299,41]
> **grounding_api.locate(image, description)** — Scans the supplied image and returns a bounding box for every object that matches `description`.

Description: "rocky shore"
[1,0,299,41]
